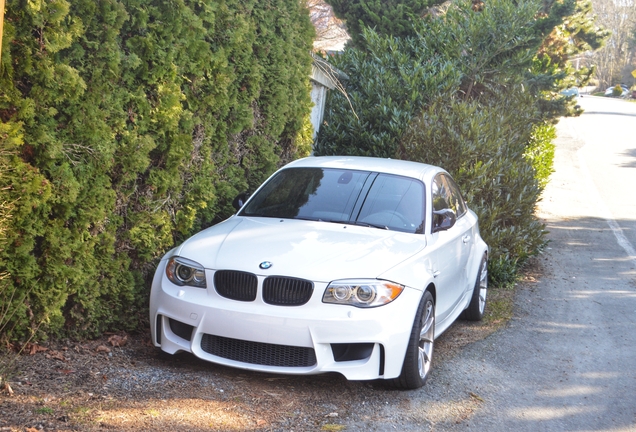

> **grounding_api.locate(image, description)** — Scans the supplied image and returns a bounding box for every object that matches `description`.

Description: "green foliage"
[0,0,314,340]
[318,0,546,156]
[612,85,624,97]
[525,123,556,190]
[317,0,584,284]
[0,128,19,340]
[532,0,609,118]
[328,0,439,49]
[314,29,461,157]
[415,0,543,100]
[401,92,548,283]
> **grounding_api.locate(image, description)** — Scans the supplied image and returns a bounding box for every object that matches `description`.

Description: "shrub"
[0,0,314,340]
[525,123,556,190]
[328,0,433,49]
[400,91,548,284]
[317,0,552,284]
[314,29,461,157]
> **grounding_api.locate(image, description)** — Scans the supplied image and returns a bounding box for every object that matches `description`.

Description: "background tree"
[530,0,609,119]
[328,0,438,48]
[588,0,636,88]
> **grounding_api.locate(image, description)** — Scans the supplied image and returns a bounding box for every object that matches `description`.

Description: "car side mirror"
[432,209,456,233]
[232,192,250,211]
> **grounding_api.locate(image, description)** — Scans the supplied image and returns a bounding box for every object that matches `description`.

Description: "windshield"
[240,167,425,233]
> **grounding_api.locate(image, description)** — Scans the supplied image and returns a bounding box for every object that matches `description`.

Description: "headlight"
[323,280,403,308]
[165,257,207,288]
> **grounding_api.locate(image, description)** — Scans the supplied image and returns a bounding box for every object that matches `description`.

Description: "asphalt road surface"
[437,95,636,431]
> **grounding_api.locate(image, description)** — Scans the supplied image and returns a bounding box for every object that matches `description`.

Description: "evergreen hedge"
[0,0,314,341]
[328,0,433,49]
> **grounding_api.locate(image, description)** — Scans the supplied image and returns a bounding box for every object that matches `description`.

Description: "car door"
[443,174,474,291]
[428,174,473,323]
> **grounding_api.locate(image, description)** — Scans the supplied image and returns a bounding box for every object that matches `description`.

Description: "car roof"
[284,156,442,181]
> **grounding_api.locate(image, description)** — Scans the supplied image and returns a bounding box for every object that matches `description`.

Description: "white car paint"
[149,156,488,386]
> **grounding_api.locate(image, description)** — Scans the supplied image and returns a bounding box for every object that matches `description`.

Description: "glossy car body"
[604,85,629,97]
[150,156,488,389]
[561,87,580,97]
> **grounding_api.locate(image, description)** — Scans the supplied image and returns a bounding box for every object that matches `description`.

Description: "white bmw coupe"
[150,156,488,389]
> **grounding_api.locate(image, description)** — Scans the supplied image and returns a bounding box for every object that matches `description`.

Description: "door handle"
[433,270,440,278]
[462,235,471,243]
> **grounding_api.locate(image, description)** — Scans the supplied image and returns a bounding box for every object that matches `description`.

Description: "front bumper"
[149,260,422,381]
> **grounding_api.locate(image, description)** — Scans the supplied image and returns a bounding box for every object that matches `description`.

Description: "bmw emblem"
[259,261,273,270]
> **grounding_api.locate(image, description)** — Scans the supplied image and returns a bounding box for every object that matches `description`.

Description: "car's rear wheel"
[460,253,488,321]
[389,290,435,389]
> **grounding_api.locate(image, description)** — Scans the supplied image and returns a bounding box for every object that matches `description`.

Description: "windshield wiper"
[354,221,389,230]
[328,219,388,230]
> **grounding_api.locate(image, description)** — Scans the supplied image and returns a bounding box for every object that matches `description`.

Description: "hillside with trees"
[587,0,636,89]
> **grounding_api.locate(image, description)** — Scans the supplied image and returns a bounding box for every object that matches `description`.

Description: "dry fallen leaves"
[2,381,14,396]
[108,334,128,347]
[95,345,111,353]
[469,392,484,402]
[46,350,67,361]
[25,343,48,356]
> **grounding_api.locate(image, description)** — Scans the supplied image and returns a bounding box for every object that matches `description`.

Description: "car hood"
[174,216,427,282]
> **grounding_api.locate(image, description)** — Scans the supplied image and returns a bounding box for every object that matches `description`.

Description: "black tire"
[389,290,435,390]
[460,253,488,321]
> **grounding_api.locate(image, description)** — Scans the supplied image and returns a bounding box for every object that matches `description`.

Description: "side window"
[432,176,448,212]
[444,175,467,218]
[432,174,467,218]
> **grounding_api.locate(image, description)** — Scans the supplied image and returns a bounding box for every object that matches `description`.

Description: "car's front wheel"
[390,290,435,389]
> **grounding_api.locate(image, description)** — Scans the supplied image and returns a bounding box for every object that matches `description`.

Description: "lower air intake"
[200,334,317,367]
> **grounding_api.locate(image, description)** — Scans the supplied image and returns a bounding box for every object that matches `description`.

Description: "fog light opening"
[169,318,194,342]
[331,343,374,362]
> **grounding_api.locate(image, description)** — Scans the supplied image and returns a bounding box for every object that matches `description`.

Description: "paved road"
[434,96,636,431]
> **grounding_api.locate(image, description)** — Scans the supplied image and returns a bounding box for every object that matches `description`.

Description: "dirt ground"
[0,273,527,432]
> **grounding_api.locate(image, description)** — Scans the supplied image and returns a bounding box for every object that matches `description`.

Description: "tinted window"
[432,174,467,218]
[432,175,448,212]
[240,168,425,234]
[444,176,467,217]
[357,174,424,233]
[240,168,369,220]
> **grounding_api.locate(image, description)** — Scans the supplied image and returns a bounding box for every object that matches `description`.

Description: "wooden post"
[0,0,5,61]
